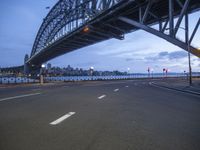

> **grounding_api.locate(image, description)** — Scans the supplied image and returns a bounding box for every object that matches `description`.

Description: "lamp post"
[166,27,192,86]
[90,66,94,80]
[179,27,192,86]
[151,68,154,78]
[40,64,45,85]
[127,68,130,79]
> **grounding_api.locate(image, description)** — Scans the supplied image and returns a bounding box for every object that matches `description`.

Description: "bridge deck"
[28,0,200,67]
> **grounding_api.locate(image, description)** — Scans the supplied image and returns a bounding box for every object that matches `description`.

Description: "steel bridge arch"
[28,0,200,70]
[31,0,121,56]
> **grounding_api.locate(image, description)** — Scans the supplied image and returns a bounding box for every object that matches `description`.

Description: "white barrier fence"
[45,74,193,82]
[0,77,39,84]
[1,74,196,84]
[45,75,148,82]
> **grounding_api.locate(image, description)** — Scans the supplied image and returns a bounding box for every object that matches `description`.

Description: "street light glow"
[41,64,45,68]
[83,26,90,33]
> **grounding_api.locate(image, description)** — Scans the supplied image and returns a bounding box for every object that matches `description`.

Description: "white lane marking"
[98,95,106,99]
[134,83,138,86]
[125,86,129,88]
[114,88,119,92]
[63,86,69,88]
[31,89,41,91]
[0,93,41,102]
[50,112,76,125]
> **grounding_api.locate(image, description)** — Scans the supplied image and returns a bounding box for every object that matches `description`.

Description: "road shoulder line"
[0,93,42,102]
[151,82,200,96]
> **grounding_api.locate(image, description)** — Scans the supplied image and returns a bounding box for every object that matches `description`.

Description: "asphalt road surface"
[0,80,200,150]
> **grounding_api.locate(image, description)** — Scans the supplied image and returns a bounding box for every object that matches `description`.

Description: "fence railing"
[45,74,191,82]
[1,74,199,84]
[0,77,39,84]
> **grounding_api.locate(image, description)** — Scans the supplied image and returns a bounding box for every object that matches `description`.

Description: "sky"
[0,0,199,73]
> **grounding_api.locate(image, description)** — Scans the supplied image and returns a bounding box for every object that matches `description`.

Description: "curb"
[151,82,200,96]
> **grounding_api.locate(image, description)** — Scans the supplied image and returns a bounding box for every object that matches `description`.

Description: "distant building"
[47,63,52,70]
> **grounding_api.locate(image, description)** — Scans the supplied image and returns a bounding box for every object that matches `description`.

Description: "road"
[0,80,200,150]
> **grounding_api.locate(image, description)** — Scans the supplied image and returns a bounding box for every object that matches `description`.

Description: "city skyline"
[0,0,200,73]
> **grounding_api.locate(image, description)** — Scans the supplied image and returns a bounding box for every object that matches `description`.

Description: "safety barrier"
[0,77,39,84]
[45,75,148,82]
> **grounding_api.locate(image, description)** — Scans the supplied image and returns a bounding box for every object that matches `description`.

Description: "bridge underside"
[28,0,200,69]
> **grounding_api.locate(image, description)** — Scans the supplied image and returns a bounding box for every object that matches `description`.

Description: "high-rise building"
[47,63,52,70]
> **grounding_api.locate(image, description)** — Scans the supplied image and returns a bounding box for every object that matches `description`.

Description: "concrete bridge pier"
[24,54,30,75]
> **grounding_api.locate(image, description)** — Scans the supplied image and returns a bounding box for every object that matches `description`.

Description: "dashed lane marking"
[114,88,119,92]
[50,112,76,125]
[98,95,106,99]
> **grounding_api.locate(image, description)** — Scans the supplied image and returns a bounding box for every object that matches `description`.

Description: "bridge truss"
[28,0,200,68]
[31,0,122,57]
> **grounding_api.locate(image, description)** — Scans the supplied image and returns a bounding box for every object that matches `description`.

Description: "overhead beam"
[174,0,190,35]
[90,26,124,40]
[118,16,200,57]
[103,23,125,33]
[175,0,183,8]
[142,0,153,23]
[189,18,200,44]
[169,0,174,36]
[161,19,169,33]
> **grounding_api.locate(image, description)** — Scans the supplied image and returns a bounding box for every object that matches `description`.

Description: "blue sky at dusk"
[0,0,199,73]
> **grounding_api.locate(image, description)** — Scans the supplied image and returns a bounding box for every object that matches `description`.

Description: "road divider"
[0,93,41,102]
[50,112,76,125]
[98,95,106,99]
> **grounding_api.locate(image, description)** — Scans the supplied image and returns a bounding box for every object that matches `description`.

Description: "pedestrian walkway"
[153,78,200,95]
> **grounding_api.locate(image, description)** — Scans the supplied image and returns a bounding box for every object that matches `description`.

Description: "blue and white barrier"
[0,77,39,84]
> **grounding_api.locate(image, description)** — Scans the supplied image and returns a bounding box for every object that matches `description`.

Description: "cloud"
[125,58,134,62]
[168,51,187,59]
[145,50,188,61]
[158,51,169,57]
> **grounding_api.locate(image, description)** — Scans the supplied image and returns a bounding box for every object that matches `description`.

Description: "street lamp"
[127,68,130,79]
[151,68,154,78]
[40,64,46,85]
[83,26,90,33]
[90,66,94,80]
[41,64,45,68]
[166,27,192,86]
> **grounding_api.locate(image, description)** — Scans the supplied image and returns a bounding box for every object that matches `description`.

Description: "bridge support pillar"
[24,54,30,75]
